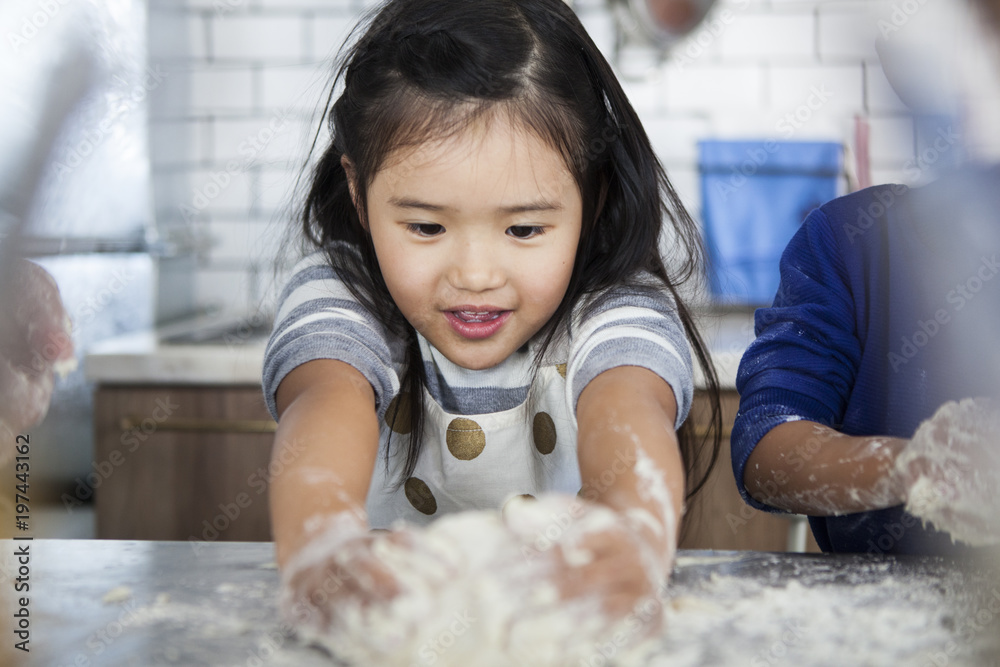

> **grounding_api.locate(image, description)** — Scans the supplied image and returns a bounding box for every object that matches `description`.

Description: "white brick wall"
[147,0,925,312]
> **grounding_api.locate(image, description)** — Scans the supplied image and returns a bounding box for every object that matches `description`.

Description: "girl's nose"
[447,241,506,293]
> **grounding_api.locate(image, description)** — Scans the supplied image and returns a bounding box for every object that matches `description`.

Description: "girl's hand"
[894,398,1000,546]
[504,495,670,631]
[280,515,407,634]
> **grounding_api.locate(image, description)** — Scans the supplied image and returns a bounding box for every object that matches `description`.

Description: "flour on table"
[895,398,1000,546]
[287,495,658,667]
[101,585,132,604]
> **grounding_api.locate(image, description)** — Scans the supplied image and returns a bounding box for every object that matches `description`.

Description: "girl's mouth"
[445,309,511,339]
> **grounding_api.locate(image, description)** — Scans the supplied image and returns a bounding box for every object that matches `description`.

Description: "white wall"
[147,0,947,314]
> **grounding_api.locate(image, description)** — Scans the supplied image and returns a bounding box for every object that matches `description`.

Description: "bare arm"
[744,420,908,516]
[576,365,684,566]
[269,359,381,567]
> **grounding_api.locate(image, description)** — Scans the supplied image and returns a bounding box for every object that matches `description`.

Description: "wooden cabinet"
[679,390,820,552]
[93,385,276,541]
[94,385,816,551]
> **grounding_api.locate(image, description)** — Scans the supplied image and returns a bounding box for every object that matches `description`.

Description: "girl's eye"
[507,225,544,239]
[406,223,444,237]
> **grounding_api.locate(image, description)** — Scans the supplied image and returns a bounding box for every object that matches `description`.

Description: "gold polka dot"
[446,418,486,460]
[556,363,567,378]
[404,477,437,515]
[533,412,557,455]
[385,393,412,434]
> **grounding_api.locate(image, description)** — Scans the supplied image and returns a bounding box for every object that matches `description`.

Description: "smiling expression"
[349,117,583,371]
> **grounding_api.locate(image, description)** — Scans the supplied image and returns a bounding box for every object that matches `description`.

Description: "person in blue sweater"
[731,161,1000,555]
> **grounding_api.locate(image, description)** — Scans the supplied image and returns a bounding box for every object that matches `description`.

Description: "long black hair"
[297,0,721,509]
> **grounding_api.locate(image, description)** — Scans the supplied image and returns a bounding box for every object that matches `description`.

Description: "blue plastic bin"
[698,140,842,304]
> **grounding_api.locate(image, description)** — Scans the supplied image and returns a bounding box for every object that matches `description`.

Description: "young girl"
[263,0,720,654]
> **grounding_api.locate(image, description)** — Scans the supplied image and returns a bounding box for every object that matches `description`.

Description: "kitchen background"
[13,0,996,543]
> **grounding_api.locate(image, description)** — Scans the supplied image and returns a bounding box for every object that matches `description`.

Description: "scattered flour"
[101,585,132,604]
[896,398,1000,546]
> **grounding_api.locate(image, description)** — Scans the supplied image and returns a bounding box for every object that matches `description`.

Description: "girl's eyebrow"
[387,196,563,214]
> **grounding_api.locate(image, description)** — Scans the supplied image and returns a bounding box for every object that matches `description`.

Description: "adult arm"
[745,420,907,515]
[734,200,907,516]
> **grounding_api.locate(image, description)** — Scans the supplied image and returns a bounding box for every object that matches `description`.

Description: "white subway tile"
[260,62,331,112]
[207,219,277,263]
[258,0,354,9]
[153,171,194,221]
[818,5,880,61]
[769,65,864,114]
[149,120,207,166]
[719,13,815,60]
[706,107,848,142]
[620,72,665,115]
[578,9,616,62]
[663,64,765,113]
[662,165,700,218]
[311,14,359,61]
[190,67,254,110]
[194,268,253,311]
[212,16,305,61]
[644,114,713,164]
[257,167,301,212]
[213,116,311,166]
[149,11,208,60]
[149,67,192,120]
[870,167,907,187]
[666,7,732,68]
[186,167,255,216]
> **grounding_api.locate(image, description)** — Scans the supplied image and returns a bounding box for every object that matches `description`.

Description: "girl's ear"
[341,155,359,207]
[341,155,368,230]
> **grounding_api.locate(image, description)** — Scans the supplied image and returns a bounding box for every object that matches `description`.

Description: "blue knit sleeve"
[731,207,861,511]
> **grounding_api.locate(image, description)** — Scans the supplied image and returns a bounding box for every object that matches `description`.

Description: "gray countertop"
[12,539,1000,666]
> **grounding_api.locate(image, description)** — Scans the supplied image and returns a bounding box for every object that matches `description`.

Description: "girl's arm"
[270,359,381,567]
[744,420,908,516]
[575,365,684,567]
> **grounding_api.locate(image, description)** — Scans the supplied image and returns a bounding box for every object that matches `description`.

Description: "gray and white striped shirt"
[263,249,693,527]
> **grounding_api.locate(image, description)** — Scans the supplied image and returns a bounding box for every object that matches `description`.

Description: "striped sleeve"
[261,251,401,422]
[565,278,694,430]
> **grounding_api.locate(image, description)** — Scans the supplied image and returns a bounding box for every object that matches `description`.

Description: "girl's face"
[356,118,583,370]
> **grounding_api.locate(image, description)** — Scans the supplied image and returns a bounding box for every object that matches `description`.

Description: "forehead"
[373,116,578,202]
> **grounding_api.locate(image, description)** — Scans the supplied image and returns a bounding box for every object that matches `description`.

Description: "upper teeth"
[458,311,500,321]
